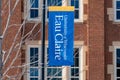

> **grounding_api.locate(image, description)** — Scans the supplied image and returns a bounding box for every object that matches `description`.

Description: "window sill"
[25,18,41,23]
[25,18,84,24]
[74,19,83,23]
[113,20,120,24]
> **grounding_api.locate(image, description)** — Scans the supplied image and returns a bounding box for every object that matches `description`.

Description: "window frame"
[114,46,120,80]
[114,0,120,22]
[25,41,84,80]
[69,46,84,80]
[26,0,42,21]
[25,0,83,22]
[68,0,83,22]
[46,0,62,22]
[26,45,41,80]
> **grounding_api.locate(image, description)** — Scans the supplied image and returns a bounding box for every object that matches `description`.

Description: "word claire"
[48,6,74,66]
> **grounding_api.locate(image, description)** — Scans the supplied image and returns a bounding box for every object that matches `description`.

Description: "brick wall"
[22,0,105,80]
[105,0,120,80]
[3,0,120,80]
[2,0,22,79]
[88,0,105,80]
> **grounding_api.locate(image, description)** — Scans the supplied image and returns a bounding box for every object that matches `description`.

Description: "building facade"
[1,0,120,80]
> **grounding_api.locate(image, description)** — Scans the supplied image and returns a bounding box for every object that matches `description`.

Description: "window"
[27,45,41,80]
[26,45,84,80]
[115,48,120,80]
[26,0,62,21]
[70,48,80,80]
[26,0,83,22]
[46,67,62,80]
[69,0,83,22]
[45,48,62,80]
[114,0,120,21]
[45,47,83,80]
[26,0,41,21]
[47,0,62,18]
[30,0,39,18]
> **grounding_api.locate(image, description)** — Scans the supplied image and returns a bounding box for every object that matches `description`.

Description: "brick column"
[88,0,105,80]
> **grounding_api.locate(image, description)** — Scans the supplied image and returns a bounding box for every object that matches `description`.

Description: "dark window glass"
[47,68,62,76]
[30,68,39,76]
[71,48,79,67]
[75,58,79,67]
[117,49,120,67]
[74,48,79,57]
[47,0,62,6]
[71,0,74,6]
[47,0,62,18]
[117,1,120,9]
[57,68,62,76]
[75,0,79,8]
[71,68,79,76]
[52,68,57,75]
[30,48,38,66]
[30,10,39,18]
[71,0,79,19]
[71,78,79,80]
[117,79,120,80]
[30,78,38,80]
[116,11,120,19]
[30,0,38,8]
[55,0,62,6]
[75,10,79,19]
[47,68,51,76]
[117,69,120,77]
[47,78,62,80]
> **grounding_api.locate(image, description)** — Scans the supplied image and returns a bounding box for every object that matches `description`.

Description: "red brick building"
[1,0,120,80]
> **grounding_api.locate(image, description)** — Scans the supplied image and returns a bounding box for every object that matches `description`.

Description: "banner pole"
[62,1,70,80]
[41,0,46,80]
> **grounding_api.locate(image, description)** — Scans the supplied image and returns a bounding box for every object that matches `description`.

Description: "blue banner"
[48,6,74,66]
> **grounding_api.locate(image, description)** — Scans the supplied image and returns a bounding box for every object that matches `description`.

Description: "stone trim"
[84,14,88,21]
[107,64,114,80]
[83,0,88,4]
[107,8,114,21]
[108,41,120,80]
[109,41,120,52]
[113,41,120,46]
[22,40,84,50]
[109,46,114,52]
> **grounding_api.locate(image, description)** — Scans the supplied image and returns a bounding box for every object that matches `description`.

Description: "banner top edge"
[49,6,74,11]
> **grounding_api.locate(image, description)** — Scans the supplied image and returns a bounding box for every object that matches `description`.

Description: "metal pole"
[0,0,2,79]
[62,1,70,80]
[41,0,46,80]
